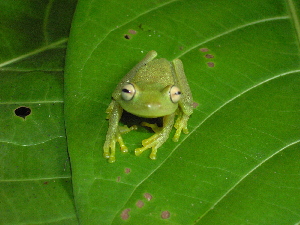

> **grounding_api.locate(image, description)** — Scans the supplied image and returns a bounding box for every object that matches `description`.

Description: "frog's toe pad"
[149,149,157,160]
[108,156,116,163]
[135,148,143,156]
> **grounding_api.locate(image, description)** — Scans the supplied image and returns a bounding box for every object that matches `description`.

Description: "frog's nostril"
[145,103,161,109]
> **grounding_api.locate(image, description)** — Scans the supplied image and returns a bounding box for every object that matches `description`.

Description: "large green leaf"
[0,0,78,224]
[65,0,300,224]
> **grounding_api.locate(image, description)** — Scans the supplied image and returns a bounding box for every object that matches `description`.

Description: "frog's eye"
[170,85,181,103]
[121,83,136,101]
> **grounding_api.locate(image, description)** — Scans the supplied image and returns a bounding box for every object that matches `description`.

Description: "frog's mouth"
[124,103,177,118]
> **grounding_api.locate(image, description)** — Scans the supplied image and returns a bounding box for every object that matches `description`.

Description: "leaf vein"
[176,16,289,58]
[196,139,300,222]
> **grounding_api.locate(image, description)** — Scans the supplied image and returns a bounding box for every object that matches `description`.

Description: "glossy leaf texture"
[65,0,300,224]
[0,0,78,224]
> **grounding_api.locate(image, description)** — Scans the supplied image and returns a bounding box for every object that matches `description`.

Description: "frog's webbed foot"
[135,133,161,160]
[103,138,117,163]
[173,113,190,142]
[119,124,138,134]
[103,125,137,163]
[135,122,163,159]
[135,114,175,160]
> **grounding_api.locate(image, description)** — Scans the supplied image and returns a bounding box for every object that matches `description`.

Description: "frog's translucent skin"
[103,50,193,163]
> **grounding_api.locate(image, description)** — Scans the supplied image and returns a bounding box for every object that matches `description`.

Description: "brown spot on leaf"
[199,48,209,52]
[207,62,215,67]
[124,168,131,174]
[161,211,170,219]
[205,54,214,58]
[193,102,199,108]
[129,29,137,34]
[179,46,184,50]
[116,176,121,182]
[144,193,153,201]
[136,200,144,208]
[121,208,131,220]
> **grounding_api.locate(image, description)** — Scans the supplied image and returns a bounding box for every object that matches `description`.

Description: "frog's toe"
[121,147,128,153]
[172,131,181,142]
[149,148,157,160]
[119,143,128,153]
[135,147,144,156]
[183,127,189,134]
[108,156,116,163]
[141,133,158,145]
[103,146,111,158]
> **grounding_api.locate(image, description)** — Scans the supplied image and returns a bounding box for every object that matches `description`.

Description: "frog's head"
[116,82,181,118]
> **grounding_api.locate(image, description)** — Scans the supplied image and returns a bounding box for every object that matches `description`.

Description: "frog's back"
[132,58,175,85]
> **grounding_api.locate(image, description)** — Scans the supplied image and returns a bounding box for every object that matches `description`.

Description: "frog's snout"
[144,102,161,110]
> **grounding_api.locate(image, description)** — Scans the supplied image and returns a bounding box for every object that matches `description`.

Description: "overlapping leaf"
[0,1,78,224]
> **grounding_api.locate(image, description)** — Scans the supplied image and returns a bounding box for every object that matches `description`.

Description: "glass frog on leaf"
[103,50,193,163]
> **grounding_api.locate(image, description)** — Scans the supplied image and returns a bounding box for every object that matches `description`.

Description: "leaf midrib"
[0,38,68,68]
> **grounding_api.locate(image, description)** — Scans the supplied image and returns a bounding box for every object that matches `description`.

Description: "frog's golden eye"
[121,83,136,101]
[170,85,181,103]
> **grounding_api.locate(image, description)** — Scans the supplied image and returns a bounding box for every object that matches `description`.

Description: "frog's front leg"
[173,110,190,142]
[103,100,136,163]
[135,113,175,160]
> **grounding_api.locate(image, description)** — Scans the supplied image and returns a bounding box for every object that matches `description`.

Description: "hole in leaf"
[15,106,31,119]
[124,34,131,39]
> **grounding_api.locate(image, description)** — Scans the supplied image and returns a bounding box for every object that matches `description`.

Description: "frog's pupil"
[122,89,130,93]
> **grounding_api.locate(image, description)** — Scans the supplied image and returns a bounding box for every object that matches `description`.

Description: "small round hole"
[124,34,131,39]
[15,106,31,119]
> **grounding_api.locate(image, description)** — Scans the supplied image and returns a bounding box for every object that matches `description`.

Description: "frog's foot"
[116,132,128,153]
[103,126,137,163]
[103,139,117,163]
[135,146,158,160]
[141,122,162,133]
[117,125,137,154]
[119,125,138,134]
[173,114,189,142]
[135,133,160,160]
